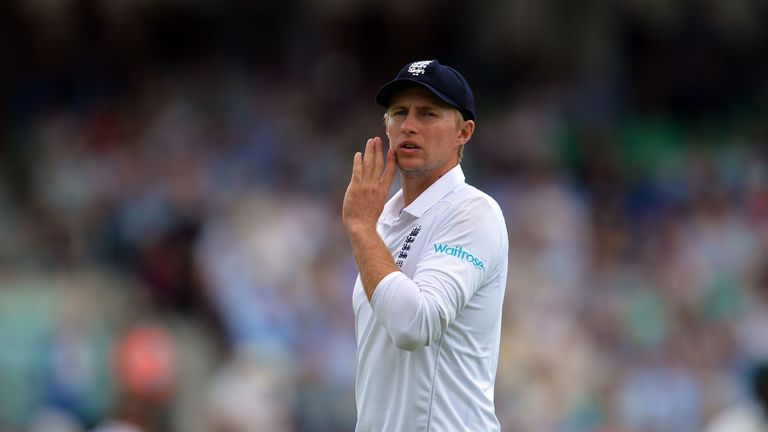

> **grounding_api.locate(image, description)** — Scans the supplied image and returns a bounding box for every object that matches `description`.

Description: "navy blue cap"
[375,60,476,121]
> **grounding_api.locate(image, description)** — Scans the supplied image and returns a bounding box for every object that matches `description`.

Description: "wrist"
[345,222,377,238]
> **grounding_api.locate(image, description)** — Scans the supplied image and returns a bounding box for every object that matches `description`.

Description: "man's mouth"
[399,141,420,150]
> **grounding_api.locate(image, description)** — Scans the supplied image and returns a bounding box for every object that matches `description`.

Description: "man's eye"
[422,112,437,117]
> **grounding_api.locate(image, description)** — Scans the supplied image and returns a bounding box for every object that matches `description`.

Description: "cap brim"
[375,79,463,114]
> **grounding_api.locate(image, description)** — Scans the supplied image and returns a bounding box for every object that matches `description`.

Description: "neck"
[400,164,457,207]
[401,177,431,207]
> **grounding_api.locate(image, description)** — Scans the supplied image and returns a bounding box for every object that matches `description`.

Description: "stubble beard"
[399,165,428,178]
[393,151,429,178]
[397,154,455,180]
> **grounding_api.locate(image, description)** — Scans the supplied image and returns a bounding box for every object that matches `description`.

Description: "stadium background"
[1,0,767,430]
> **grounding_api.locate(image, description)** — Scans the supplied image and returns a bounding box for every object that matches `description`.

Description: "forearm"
[347,225,399,301]
[342,137,398,300]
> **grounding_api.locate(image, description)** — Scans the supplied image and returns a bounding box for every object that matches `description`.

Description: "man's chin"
[398,166,427,178]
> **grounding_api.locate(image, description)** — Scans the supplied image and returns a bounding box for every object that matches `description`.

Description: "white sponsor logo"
[407,60,433,76]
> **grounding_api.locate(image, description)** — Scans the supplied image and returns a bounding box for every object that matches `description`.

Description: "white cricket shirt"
[353,165,509,432]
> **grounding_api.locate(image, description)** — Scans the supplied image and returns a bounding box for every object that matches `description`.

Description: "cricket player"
[342,59,509,431]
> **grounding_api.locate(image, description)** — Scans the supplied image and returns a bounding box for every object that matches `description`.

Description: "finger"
[362,139,375,181]
[350,152,362,184]
[381,147,397,187]
[362,139,373,181]
[372,137,384,178]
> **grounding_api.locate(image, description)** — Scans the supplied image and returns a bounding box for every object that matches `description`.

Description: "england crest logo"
[407,60,433,76]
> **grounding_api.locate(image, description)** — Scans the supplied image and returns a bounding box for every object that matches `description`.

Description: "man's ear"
[383,112,391,140]
[457,120,475,145]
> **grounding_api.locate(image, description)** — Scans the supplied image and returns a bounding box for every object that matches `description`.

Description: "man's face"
[385,87,474,181]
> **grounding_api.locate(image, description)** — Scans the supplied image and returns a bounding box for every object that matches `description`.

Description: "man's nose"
[401,112,418,134]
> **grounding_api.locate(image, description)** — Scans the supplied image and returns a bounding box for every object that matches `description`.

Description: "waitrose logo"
[433,243,485,270]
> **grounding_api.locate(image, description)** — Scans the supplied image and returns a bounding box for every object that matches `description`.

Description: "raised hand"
[342,137,397,234]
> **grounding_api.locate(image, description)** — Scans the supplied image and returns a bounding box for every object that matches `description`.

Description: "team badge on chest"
[395,225,422,268]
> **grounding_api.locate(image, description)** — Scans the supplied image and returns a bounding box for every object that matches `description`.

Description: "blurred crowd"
[1,0,768,431]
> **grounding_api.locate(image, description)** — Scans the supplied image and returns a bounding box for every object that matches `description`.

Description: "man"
[342,59,509,431]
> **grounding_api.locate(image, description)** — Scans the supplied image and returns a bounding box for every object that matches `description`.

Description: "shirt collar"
[381,165,465,224]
